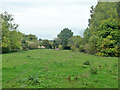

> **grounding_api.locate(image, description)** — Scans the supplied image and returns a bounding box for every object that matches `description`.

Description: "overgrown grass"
[2,49,118,88]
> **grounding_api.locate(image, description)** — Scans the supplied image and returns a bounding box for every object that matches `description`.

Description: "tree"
[38,38,43,47]
[21,39,29,50]
[0,16,2,53]
[83,27,91,44]
[29,41,39,49]
[88,35,99,54]
[9,30,22,52]
[96,35,118,57]
[68,35,82,51]
[57,28,73,49]
[42,39,52,49]
[97,19,119,41]
[1,11,22,53]
[82,2,119,57]
[25,34,38,41]
[52,38,61,49]
[0,11,39,53]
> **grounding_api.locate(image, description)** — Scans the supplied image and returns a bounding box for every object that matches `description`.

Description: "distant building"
[40,46,45,49]
[38,46,41,48]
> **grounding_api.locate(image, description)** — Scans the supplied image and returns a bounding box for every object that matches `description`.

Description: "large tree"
[57,28,73,49]
[25,34,38,41]
[83,2,119,57]
[0,11,38,53]
[1,11,22,53]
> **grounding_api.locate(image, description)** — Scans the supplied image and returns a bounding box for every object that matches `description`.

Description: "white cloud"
[1,0,97,3]
[0,0,98,39]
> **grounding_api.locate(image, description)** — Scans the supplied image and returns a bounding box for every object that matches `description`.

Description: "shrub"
[21,40,29,50]
[84,44,91,53]
[29,41,39,49]
[71,46,76,51]
[79,45,85,52]
[96,36,119,57]
[42,40,52,49]
[90,67,98,74]
[58,45,62,50]
[84,61,90,65]
[88,35,99,54]
[96,52,102,56]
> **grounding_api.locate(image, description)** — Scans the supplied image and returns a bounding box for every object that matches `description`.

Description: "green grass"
[0,55,2,90]
[2,49,118,88]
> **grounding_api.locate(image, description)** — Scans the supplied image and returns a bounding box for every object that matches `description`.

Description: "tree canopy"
[0,11,39,53]
[57,28,73,49]
[83,2,120,57]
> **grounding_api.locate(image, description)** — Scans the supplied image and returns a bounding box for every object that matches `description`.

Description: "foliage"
[83,27,91,44]
[42,39,52,49]
[29,41,39,49]
[95,19,119,57]
[68,36,82,51]
[71,46,76,51]
[38,38,43,46]
[79,45,85,52]
[58,45,62,50]
[83,2,119,57]
[88,35,99,54]
[84,44,91,54]
[1,11,22,53]
[57,28,73,49]
[52,38,61,49]
[96,35,119,57]
[21,40,29,51]
[25,34,38,41]
[1,11,39,53]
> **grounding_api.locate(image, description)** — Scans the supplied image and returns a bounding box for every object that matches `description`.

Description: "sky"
[0,0,98,40]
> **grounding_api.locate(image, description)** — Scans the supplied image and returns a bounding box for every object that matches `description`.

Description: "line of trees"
[1,2,120,57]
[49,2,120,57]
[81,2,120,57]
[0,11,39,53]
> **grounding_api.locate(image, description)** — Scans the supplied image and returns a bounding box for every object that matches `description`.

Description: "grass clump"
[84,61,90,65]
[90,67,98,74]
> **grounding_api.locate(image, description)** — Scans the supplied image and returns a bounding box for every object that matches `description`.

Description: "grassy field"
[2,49,118,88]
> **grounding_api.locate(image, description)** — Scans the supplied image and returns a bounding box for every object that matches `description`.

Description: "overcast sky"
[1,0,98,40]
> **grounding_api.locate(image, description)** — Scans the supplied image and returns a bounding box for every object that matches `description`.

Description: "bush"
[42,40,52,49]
[29,41,39,49]
[88,35,99,54]
[84,44,91,53]
[71,46,76,51]
[84,61,90,65]
[90,68,98,74]
[79,45,85,52]
[96,52,102,56]
[21,40,29,51]
[58,45,62,50]
[96,36,119,57]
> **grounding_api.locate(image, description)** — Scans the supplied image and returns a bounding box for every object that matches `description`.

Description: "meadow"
[2,49,118,88]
